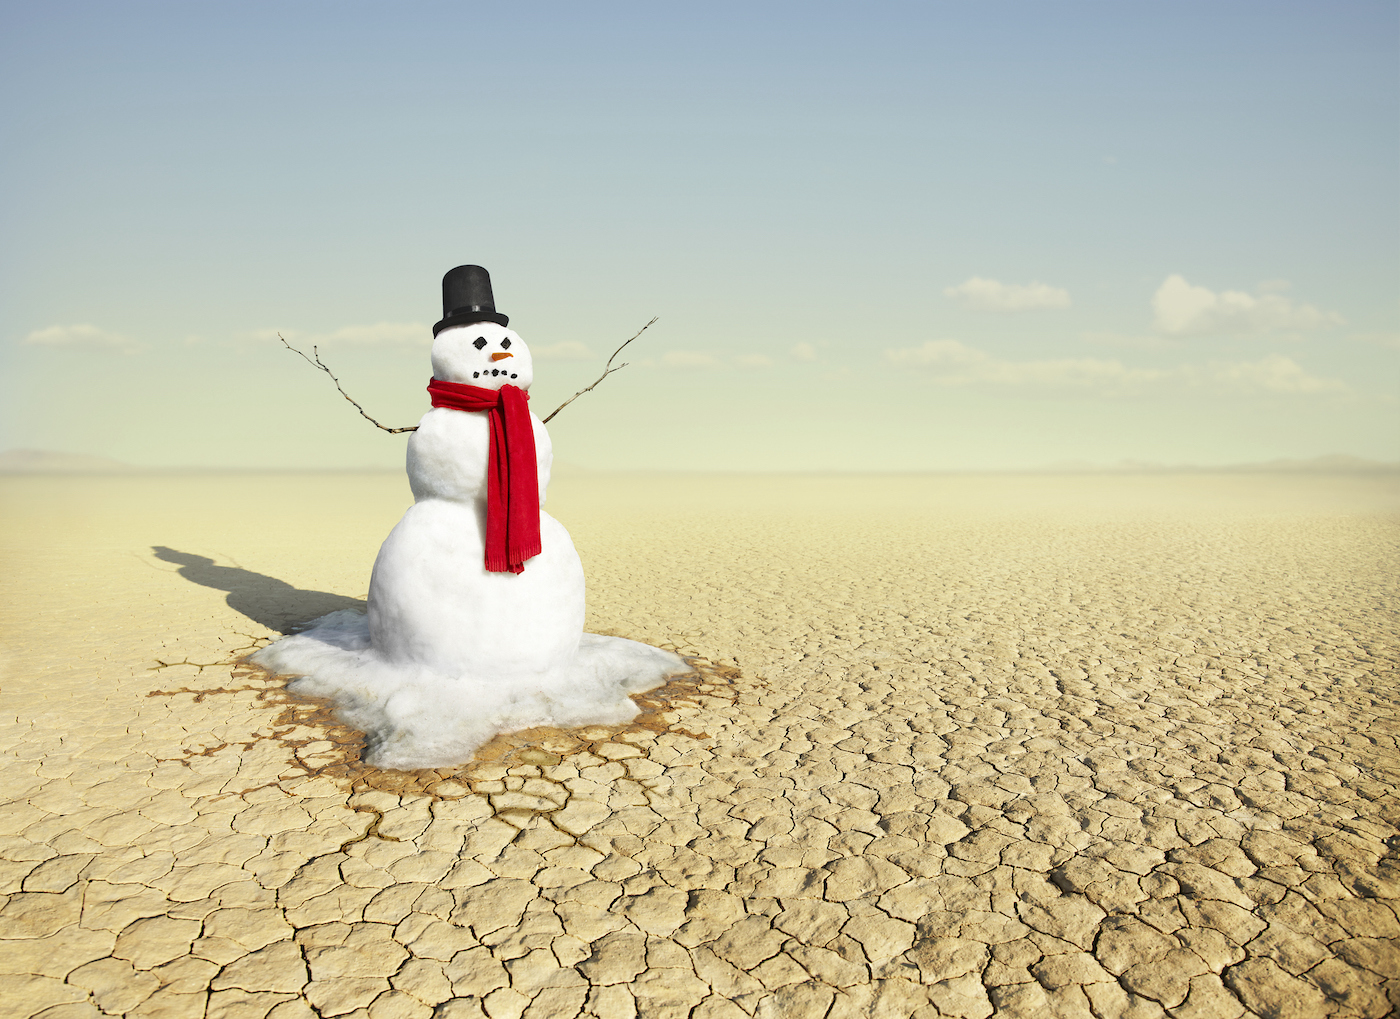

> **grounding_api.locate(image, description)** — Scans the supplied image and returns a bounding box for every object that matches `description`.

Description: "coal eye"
[501,338,511,350]
[473,337,486,350]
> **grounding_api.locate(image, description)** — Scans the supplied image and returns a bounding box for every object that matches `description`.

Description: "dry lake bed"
[1,470,1397,1019]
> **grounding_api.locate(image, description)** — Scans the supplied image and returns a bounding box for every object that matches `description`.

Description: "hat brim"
[433,310,509,336]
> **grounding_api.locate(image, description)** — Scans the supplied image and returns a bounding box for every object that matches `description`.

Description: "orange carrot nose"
[491,352,514,361]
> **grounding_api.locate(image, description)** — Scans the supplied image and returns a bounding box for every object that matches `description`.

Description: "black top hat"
[434,265,509,336]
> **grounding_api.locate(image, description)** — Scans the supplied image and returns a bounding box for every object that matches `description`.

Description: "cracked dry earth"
[1,471,1398,1019]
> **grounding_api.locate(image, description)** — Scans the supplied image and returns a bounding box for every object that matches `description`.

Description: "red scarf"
[426,379,542,574]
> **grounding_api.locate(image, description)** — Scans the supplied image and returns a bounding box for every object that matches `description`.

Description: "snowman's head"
[431,322,534,391]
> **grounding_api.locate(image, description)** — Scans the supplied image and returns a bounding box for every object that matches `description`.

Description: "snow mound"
[251,610,690,770]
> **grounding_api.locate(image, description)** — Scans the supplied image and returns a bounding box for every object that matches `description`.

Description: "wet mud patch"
[146,658,370,774]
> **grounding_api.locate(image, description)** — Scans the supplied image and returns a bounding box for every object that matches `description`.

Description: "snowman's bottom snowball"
[250,610,691,770]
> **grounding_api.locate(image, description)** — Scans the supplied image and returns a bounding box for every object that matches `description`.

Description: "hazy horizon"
[2,3,1396,472]
[3,445,1398,478]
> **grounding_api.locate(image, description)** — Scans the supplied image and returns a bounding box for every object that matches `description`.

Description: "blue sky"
[2,1,1396,470]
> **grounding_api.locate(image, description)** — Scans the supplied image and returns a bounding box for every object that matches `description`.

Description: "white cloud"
[249,322,429,347]
[661,351,723,369]
[319,322,429,345]
[735,353,775,368]
[887,340,1158,390]
[321,322,428,345]
[1151,275,1343,335]
[23,323,141,354]
[790,342,818,363]
[1203,354,1345,394]
[945,277,1072,312]
[532,341,593,361]
[1082,331,1178,351]
[887,340,1344,396]
[1353,331,1400,350]
[640,351,773,370]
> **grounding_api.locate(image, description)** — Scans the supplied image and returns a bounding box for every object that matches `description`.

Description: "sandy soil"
[1,470,1397,1019]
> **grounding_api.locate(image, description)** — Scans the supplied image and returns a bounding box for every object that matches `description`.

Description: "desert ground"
[1,469,1397,1019]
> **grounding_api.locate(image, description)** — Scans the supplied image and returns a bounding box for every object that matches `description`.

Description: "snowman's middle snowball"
[426,379,540,574]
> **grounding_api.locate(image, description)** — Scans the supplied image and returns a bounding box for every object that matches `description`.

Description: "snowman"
[253,265,689,769]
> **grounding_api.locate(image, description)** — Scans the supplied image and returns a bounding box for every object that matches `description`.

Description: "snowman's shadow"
[152,546,365,635]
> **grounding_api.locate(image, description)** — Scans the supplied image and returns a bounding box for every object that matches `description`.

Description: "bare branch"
[543,317,658,424]
[280,316,659,432]
[278,333,419,434]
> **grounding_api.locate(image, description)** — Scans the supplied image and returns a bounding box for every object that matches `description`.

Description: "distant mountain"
[1240,454,1399,473]
[1041,454,1397,474]
[0,448,135,473]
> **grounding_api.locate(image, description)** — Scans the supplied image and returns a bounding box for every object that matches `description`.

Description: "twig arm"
[279,315,658,432]
[543,316,658,424]
[278,333,419,434]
